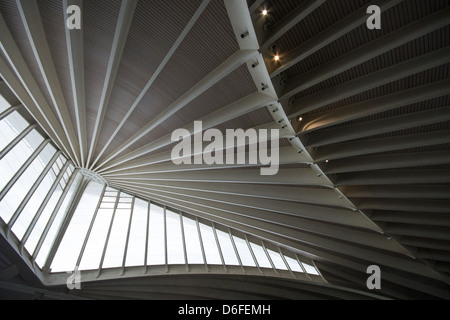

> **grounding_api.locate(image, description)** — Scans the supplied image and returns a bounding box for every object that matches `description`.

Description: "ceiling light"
[262,9,268,16]
[274,55,280,61]
[297,116,303,122]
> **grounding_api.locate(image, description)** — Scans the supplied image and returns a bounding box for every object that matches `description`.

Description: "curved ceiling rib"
[0,0,449,300]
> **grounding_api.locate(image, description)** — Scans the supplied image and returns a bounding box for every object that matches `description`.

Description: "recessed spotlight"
[274,55,280,61]
[262,9,268,16]
[297,116,303,122]
[325,160,329,163]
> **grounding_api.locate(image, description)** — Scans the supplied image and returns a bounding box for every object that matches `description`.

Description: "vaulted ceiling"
[0,0,449,299]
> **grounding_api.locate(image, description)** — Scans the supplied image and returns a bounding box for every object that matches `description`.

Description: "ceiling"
[0,0,449,299]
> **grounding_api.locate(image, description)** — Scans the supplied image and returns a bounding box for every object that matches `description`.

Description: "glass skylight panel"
[284,255,304,273]
[0,94,10,113]
[77,187,116,270]
[302,262,319,275]
[0,129,44,193]
[78,207,114,270]
[125,198,148,267]
[215,228,239,266]
[266,247,289,270]
[11,160,60,240]
[35,172,82,267]
[24,160,72,255]
[166,209,185,265]
[232,235,257,267]
[51,181,104,272]
[0,144,56,223]
[147,203,165,265]
[182,215,204,264]
[198,221,222,265]
[249,241,272,269]
[0,111,29,151]
[102,204,132,269]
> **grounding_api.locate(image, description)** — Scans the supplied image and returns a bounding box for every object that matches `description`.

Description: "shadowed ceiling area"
[0,0,449,300]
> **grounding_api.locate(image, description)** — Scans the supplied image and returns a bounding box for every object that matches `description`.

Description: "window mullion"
[212,222,227,272]
[179,211,189,272]
[121,196,135,275]
[245,234,262,274]
[228,228,244,273]
[6,150,61,235]
[163,206,168,273]
[42,174,89,273]
[295,254,311,279]
[0,138,50,202]
[20,159,71,249]
[32,168,79,261]
[97,190,121,277]
[0,104,20,121]
[195,217,208,272]
[0,123,37,160]
[278,247,295,278]
[261,241,279,275]
[144,201,150,274]
[74,183,107,271]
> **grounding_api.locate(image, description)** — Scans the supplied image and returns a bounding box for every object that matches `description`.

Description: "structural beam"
[99,125,297,174]
[299,79,450,132]
[110,180,381,232]
[63,0,86,167]
[87,0,137,167]
[384,224,450,241]
[259,0,326,52]
[370,211,450,227]
[342,185,450,200]
[314,130,450,161]
[302,105,450,148]
[102,146,311,176]
[0,18,76,162]
[90,0,211,170]
[325,150,450,174]
[18,0,81,165]
[97,92,277,173]
[280,7,450,100]
[335,169,450,186]
[268,0,403,77]
[95,49,259,170]
[357,198,450,214]
[287,47,450,118]
[106,180,354,209]
[102,167,332,186]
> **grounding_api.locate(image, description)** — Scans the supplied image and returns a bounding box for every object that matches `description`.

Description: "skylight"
[0,99,320,280]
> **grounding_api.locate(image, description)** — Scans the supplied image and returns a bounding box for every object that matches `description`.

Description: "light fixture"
[325,160,329,163]
[274,55,280,61]
[297,116,303,122]
[262,9,268,16]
